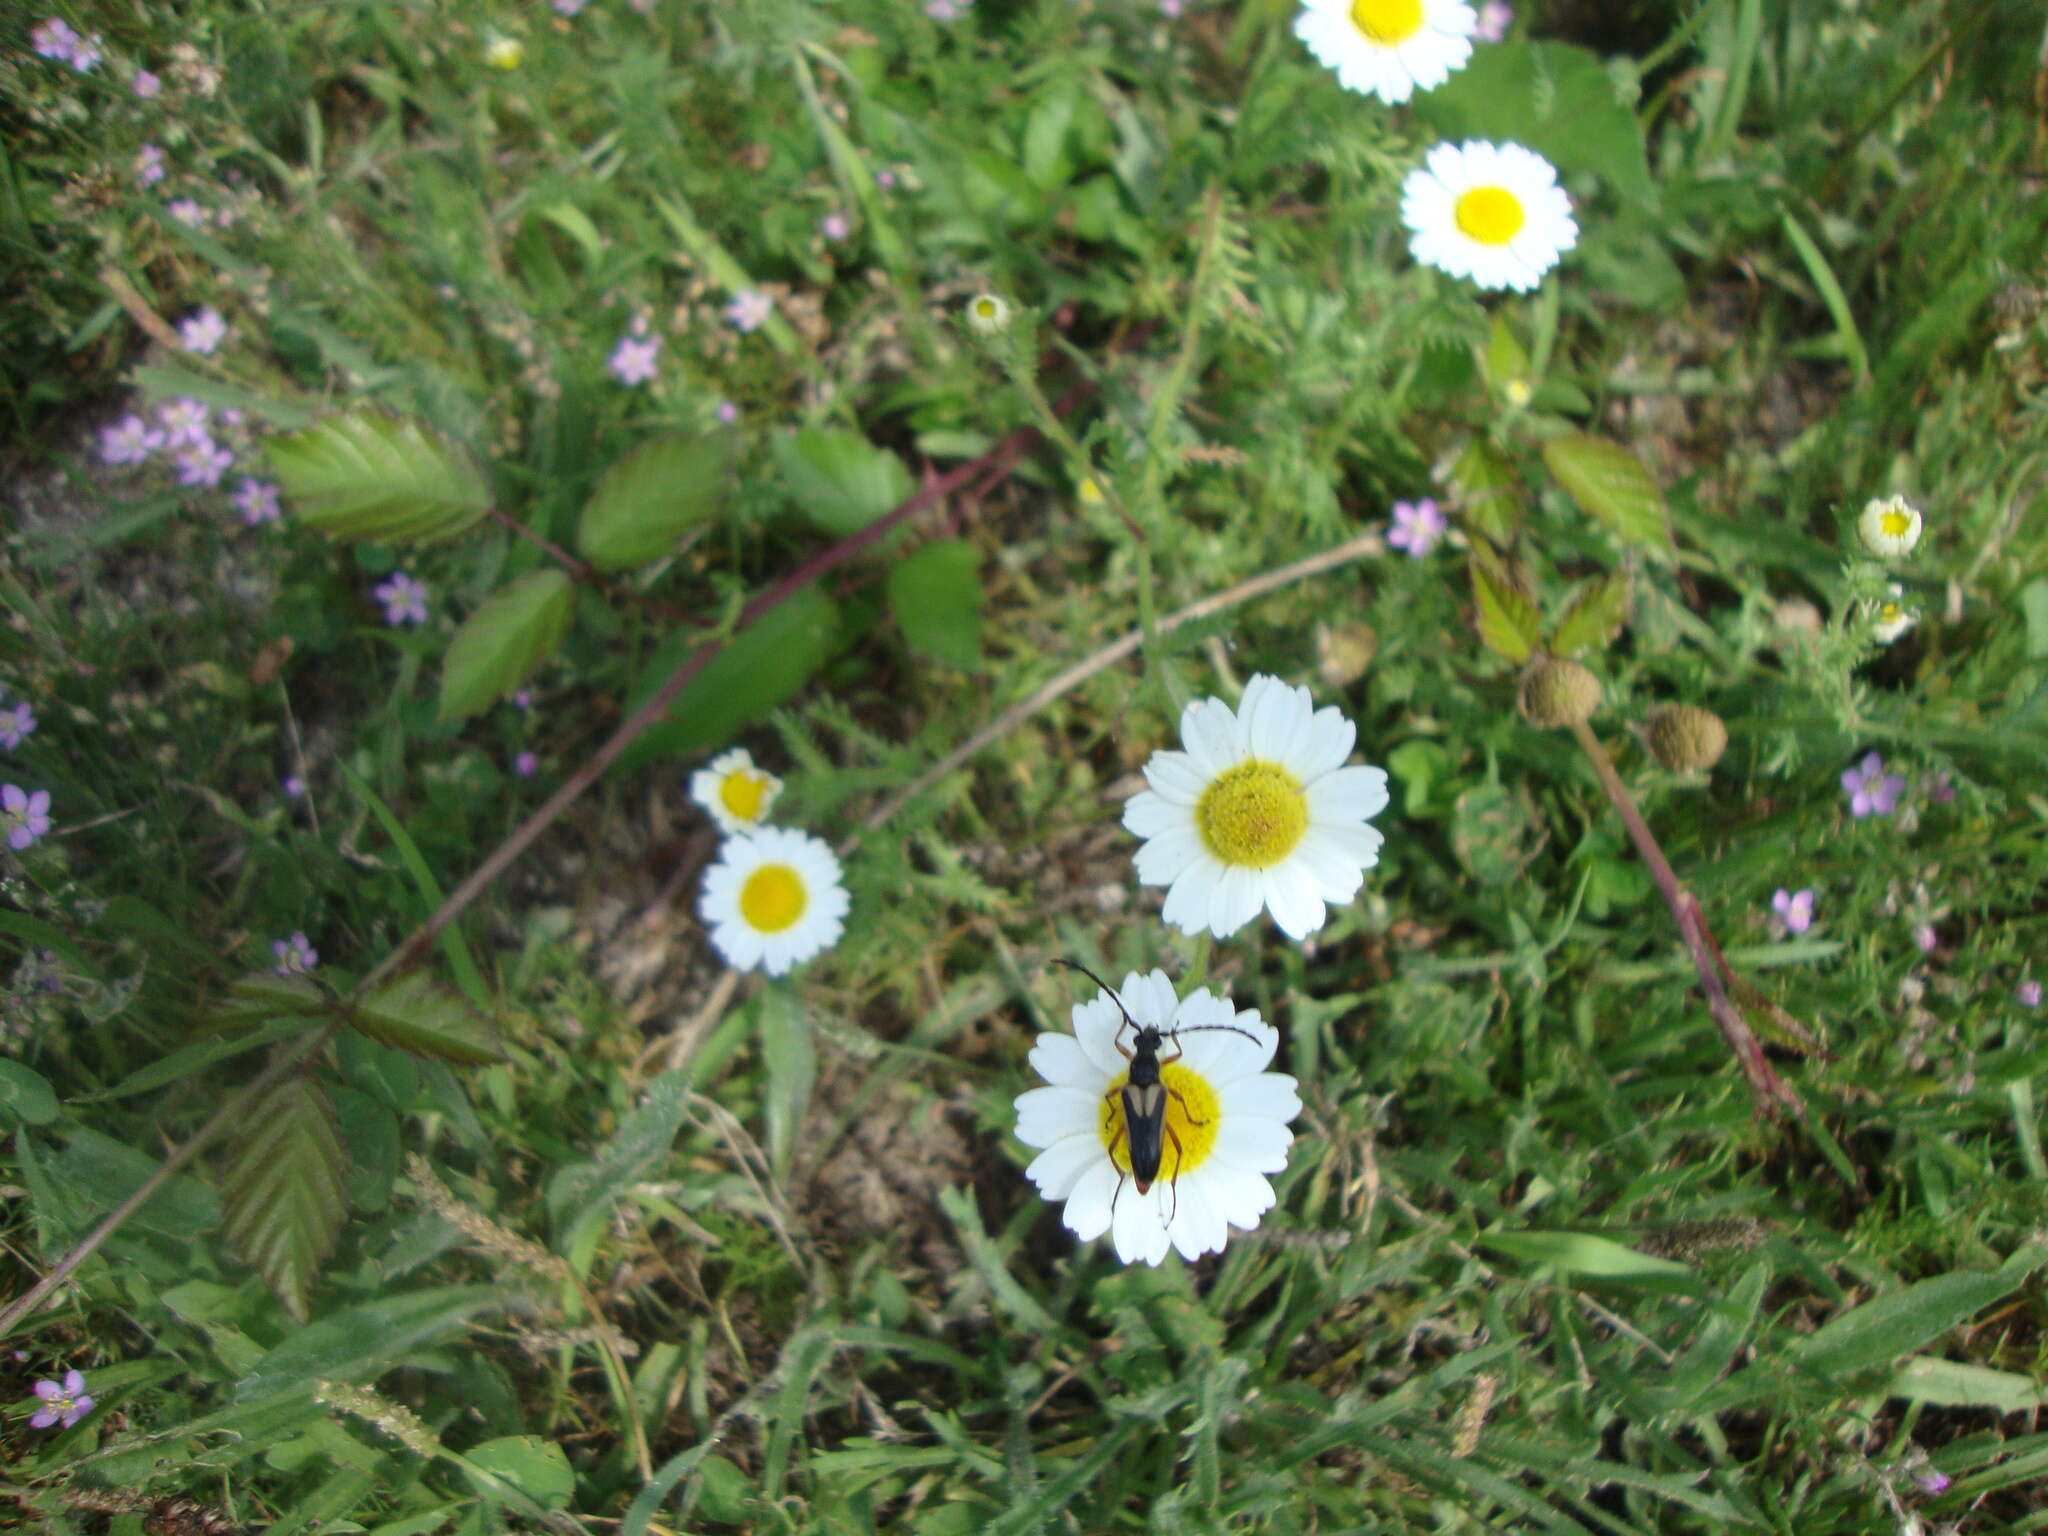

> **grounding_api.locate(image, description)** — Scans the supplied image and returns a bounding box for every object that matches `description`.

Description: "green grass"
[4,0,2048,1530]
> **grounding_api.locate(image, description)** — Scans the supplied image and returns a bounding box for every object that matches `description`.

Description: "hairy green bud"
[1516,658,1601,728]
[1645,704,1728,773]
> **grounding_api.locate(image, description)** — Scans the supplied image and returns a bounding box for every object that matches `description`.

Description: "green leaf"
[1889,1356,2048,1413]
[220,1076,351,1321]
[1477,1230,1693,1279]
[758,990,816,1187]
[1448,439,1521,546]
[235,1284,506,1398]
[463,1436,576,1510]
[438,570,574,722]
[84,1017,318,1102]
[1542,433,1671,552]
[577,433,734,572]
[1551,568,1632,655]
[0,1060,58,1125]
[1791,1247,2048,1377]
[1468,548,1541,663]
[350,972,504,1065]
[772,427,914,535]
[215,970,330,1028]
[620,587,841,768]
[2020,580,2048,660]
[546,1070,694,1251]
[266,410,490,544]
[886,539,984,669]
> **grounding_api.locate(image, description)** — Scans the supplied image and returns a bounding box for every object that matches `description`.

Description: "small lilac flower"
[29,1371,93,1430]
[99,413,165,465]
[232,478,281,526]
[1911,922,1938,955]
[1386,497,1448,558]
[1926,772,1954,805]
[178,307,228,355]
[0,701,36,751]
[220,407,245,429]
[715,400,739,425]
[874,168,897,190]
[1474,1,1513,42]
[135,144,166,186]
[608,332,661,387]
[167,198,206,228]
[551,0,588,14]
[1914,1470,1950,1495]
[66,32,101,71]
[1771,888,1814,935]
[514,751,538,779]
[2,785,53,852]
[1158,0,1184,14]
[173,437,233,488]
[820,212,850,241]
[725,290,773,333]
[30,19,80,62]
[282,774,307,799]
[1841,752,1906,819]
[374,572,429,627]
[157,397,210,448]
[271,932,318,975]
[512,688,533,710]
[133,68,162,98]
[2018,981,2043,1009]
[925,0,971,18]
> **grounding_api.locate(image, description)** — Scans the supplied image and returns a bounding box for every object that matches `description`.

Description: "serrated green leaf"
[619,587,841,769]
[1477,1230,1693,1279]
[266,411,490,544]
[1542,433,1671,551]
[216,970,330,1028]
[772,427,914,535]
[221,1076,351,1321]
[1551,568,1632,655]
[0,1061,58,1125]
[1468,548,1540,663]
[351,972,505,1065]
[886,539,984,669]
[438,570,574,722]
[577,433,733,572]
[464,1436,576,1510]
[1448,439,1521,546]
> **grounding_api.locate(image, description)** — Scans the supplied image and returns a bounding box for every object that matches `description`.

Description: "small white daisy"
[1401,140,1578,292]
[690,748,784,835]
[698,828,848,977]
[965,293,1011,335]
[1293,0,1477,104]
[1123,674,1389,940]
[1857,495,1923,559]
[1015,968,1301,1266]
[1869,582,1917,645]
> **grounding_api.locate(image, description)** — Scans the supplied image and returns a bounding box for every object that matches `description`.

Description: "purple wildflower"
[1911,922,1938,955]
[1841,752,1906,819]
[0,701,36,751]
[271,932,318,975]
[1770,888,1814,936]
[514,751,538,779]
[100,413,166,465]
[725,290,773,333]
[178,307,228,355]
[1926,772,1954,804]
[1159,0,1184,13]
[1914,1470,1950,1495]
[232,478,281,526]
[133,68,162,98]
[2,785,53,851]
[30,19,80,62]
[374,572,429,627]
[167,198,207,228]
[551,0,588,13]
[715,400,739,425]
[608,333,661,386]
[282,774,307,799]
[512,688,533,710]
[135,144,166,186]
[925,0,971,18]
[874,168,897,190]
[67,32,101,70]
[29,1371,93,1430]
[2018,980,2043,1009]
[1474,1,1513,43]
[1386,497,1448,558]
[157,397,210,448]
[820,212,850,241]
[173,438,233,488]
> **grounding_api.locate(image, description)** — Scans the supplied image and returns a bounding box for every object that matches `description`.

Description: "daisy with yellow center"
[698,828,848,976]
[1015,969,1301,1266]
[1868,582,1917,645]
[689,747,783,835]
[1857,495,1923,559]
[1124,674,1388,940]
[965,293,1011,335]
[1293,0,1477,105]
[1401,140,1578,293]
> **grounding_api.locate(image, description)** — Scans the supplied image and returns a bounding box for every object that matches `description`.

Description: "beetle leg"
[1165,1085,1209,1126]
[1164,1124,1190,1226]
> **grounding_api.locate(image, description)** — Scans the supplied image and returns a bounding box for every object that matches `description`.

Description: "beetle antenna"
[1166,1022,1265,1046]
[1051,957,1140,1035]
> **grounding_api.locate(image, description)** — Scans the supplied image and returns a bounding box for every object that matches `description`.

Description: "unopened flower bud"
[1517,658,1600,728]
[965,293,1010,335]
[1646,704,1728,773]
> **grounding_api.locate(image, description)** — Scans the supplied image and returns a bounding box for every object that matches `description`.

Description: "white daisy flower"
[698,828,848,976]
[1400,140,1578,292]
[1857,495,1923,559]
[1869,582,1917,645]
[965,293,1011,335]
[689,747,783,835]
[1015,967,1301,1267]
[1123,674,1389,940]
[1293,0,1477,105]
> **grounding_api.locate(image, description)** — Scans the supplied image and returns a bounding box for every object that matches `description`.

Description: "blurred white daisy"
[1401,140,1578,292]
[1123,674,1389,940]
[1015,968,1300,1266]
[1857,495,1923,559]
[965,293,1011,335]
[690,747,783,835]
[1869,582,1917,644]
[699,828,848,976]
[1293,0,1477,104]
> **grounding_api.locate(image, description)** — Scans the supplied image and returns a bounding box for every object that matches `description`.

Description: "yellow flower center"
[1195,759,1309,868]
[1454,186,1526,246]
[1349,0,1424,44]
[1881,509,1913,538]
[973,299,997,319]
[1877,604,1905,624]
[719,771,770,825]
[739,864,807,933]
[1102,1061,1221,1179]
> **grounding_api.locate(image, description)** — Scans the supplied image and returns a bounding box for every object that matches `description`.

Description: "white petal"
[1205,1166,1278,1229]
[1306,765,1390,823]
[1028,1033,1101,1089]
[1222,1072,1302,1126]
[1123,790,1185,840]
[1212,1116,1295,1174]
[1308,821,1385,872]
[1242,676,1308,764]
[1127,970,1179,1030]
[1290,707,1357,779]
[1181,698,1242,779]
[1133,825,1206,888]
[1025,1134,1104,1201]
[1168,1175,1227,1261]
[1014,1086,1100,1148]
[1290,836,1370,903]
[1209,865,1264,938]
[1161,860,1222,937]
[1062,1158,1120,1241]
[1262,865,1328,940]
[1142,750,1208,804]
[1112,1180,1172,1266]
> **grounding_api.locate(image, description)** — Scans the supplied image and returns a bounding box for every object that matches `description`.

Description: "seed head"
[1516,658,1600,728]
[1645,705,1728,773]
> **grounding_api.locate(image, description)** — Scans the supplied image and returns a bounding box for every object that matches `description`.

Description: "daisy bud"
[483,34,525,69]
[1516,658,1600,729]
[965,293,1010,336]
[1856,494,1922,559]
[1645,704,1728,773]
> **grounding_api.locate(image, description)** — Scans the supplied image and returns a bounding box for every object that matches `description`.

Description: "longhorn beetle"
[1052,959,1263,1222]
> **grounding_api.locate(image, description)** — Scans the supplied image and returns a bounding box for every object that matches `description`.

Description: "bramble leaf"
[1469,548,1541,663]
[438,571,575,722]
[266,411,491,543]
[886,539,984,669]
[221,1076,351,1321]
[351,972,505,1065]
[773,427,914,535]
[1543,433,1671,552]
[1552,568,1632,656]
[577,433,733,572]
